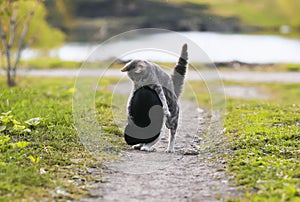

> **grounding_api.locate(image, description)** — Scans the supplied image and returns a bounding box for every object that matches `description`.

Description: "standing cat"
[121,44,188,152]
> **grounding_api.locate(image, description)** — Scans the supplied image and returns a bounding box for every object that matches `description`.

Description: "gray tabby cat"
[121,44,188,152]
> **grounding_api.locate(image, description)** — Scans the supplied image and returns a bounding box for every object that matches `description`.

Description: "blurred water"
[22,32,300,64]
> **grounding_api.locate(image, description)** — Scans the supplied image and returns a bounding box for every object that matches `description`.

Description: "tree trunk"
[9,4,17,83]
[0,27,15,87]
[6,48,15,87]
[1,0,40,87]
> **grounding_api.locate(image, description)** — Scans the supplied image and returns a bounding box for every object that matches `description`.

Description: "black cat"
[124,86,164,146]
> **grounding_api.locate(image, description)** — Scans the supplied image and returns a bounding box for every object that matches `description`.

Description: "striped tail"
[172,43,188,98]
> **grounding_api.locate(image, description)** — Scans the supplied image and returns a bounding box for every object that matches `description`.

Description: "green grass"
[188,80,300,201]
[16,58,126,69]
[173,0,300,26]
[19,58,82,69]
[1,75,300,201]
[14,59,300,72]
[221,82,300,201]
[0,77,125,201]
[283,64,300,72]
[171,0,300,37]
[225,101,300,201]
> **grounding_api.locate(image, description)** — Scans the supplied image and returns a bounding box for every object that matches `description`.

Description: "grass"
[15,58,125,69]
[0,77,125,201]
[171,0,300,37]
[225,101,300,201]
[216,64,300,72]
[1,75,300,201]
[13,58,300,72]
[188,80,300,201]
[283,64,300,72]
[19,58,82,69]
[221,82,300,201]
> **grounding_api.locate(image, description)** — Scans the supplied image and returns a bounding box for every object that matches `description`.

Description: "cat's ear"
[121,61,133,72]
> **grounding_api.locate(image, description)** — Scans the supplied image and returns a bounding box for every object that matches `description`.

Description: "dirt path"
[80,81,240,202]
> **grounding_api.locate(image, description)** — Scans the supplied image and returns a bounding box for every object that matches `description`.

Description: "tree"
[0,0,65,87]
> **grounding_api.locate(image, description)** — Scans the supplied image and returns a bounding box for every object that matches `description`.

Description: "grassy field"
[13,58,300,72]
[11,59,125,69]
[0,76,299,201]
[18,58,83,69]
[0,77,125,201]
[172,0,300,37]
[223,82,300,201]
[226,101,300,201]
[188,81,300,201]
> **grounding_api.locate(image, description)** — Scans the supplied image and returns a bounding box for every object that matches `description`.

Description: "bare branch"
[13,0,41,77]
[8,2,18,47]
[0,23,12,86]
[0,23,8,49]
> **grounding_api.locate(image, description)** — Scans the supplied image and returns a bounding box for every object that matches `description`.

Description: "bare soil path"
[80,81,240,202]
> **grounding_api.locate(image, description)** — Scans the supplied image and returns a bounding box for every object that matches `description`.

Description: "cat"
[121,44,188,152]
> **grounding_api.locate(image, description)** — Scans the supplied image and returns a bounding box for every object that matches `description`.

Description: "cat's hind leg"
[166,128,176,153]
[165,112,179,153]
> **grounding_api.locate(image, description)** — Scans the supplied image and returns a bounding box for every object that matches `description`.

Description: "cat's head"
[121,59,150,81]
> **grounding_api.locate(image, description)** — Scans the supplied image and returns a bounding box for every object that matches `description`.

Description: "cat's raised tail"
[172,43,188,98]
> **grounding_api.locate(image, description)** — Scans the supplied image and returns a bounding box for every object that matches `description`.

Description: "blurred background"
[45,0,300,41]
[2,0,300,69]
[1,2,300,200]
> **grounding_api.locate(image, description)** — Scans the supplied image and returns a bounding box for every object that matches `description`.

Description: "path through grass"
[1,77,299,201]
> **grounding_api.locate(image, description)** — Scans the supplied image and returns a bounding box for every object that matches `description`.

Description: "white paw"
[140,145,155,152]
[132,144,142,150]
